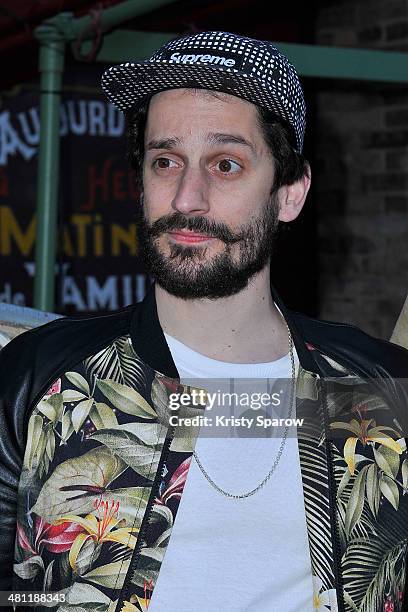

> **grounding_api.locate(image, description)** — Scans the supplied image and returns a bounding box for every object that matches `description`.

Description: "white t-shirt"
[148,332,314,611]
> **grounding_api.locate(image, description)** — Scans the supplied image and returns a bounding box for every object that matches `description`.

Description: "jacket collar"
[130,281,318,377]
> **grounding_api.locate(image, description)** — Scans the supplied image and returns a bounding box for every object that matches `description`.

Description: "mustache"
[146,212,244,245]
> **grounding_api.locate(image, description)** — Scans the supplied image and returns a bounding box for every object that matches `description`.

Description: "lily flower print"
[17,516,83,556]
[53,498,139,571]
[330,417,402,474]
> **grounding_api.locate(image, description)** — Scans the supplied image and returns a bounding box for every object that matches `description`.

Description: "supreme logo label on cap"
[165,48,243,69]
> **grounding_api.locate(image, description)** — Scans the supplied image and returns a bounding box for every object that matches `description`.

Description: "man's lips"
[167,230,215,243]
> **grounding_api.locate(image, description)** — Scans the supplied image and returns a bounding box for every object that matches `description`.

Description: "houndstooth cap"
[101,30,306,152]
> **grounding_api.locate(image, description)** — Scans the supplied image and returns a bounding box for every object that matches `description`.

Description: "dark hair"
[255,107,310,191]
[124,91,309,192]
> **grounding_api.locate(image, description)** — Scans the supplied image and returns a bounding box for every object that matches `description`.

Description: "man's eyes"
[152,157,242,175]
[152,157,178,170]
[216,159,242,174]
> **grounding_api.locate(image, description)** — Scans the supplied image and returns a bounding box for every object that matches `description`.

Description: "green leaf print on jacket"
[31,447,128,521]
[15,340,203,610]
[326,374,408,612]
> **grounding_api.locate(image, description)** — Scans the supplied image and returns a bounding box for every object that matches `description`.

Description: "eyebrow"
[147,137,181,150]
[146,132,256,154]
[208,132,256,154]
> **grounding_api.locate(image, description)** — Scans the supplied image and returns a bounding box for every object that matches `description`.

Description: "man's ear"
[277,167,311,223]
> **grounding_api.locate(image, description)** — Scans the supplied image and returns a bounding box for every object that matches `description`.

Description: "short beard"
[135,194,280,300]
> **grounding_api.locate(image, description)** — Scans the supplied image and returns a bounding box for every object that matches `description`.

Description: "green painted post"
[70,0,177,37]
[32,2,178,312]
[33,20,66,311]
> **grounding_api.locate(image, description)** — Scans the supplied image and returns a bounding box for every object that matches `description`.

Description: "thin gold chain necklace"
[192,321,296,499]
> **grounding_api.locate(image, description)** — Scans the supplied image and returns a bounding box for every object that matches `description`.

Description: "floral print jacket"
[0,283,408,612]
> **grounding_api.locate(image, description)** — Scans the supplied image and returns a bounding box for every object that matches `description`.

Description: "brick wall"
[314,0,408,339]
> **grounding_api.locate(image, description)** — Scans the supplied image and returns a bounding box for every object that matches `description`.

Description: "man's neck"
[155,266,290,364]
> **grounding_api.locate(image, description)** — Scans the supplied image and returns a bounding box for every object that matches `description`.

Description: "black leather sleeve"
[0,329,38,590]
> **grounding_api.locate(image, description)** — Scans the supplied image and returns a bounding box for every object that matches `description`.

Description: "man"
[1,31,408,612]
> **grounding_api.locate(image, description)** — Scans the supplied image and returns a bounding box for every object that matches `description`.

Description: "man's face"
[137,88,281,299]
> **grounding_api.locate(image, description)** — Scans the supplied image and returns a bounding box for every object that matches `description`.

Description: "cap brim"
[101,62,298,147]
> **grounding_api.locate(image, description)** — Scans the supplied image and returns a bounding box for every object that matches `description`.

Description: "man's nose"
[171,166,210,215]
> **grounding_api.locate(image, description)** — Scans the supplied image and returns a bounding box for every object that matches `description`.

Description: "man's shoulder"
[0,305,136,408]
[1,304,135,361]
[291,309,408,377]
